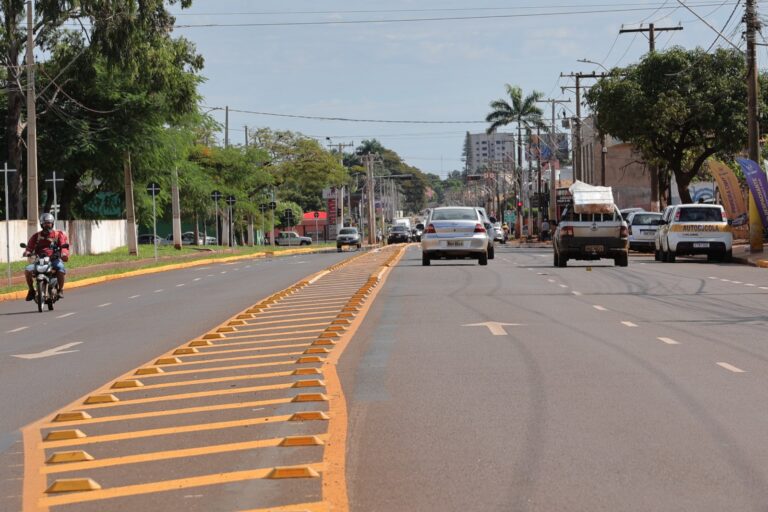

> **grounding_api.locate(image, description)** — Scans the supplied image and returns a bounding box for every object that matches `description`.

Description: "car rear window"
[678,207,723,222]
[632,214,662,226]
[431,209,478,221]
[339,228,357,235]
[562,208,620,222]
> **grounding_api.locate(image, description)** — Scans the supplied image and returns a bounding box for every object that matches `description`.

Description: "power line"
[706,0,742,52]
[202,105,487,124]
[173,3,729,28]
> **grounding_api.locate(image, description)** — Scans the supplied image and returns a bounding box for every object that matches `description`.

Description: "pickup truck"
[275,231,312,246]
[553,204,629,267]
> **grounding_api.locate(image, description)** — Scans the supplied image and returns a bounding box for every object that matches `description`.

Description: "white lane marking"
[548,279,556,283]
[537,272,547,275]
[7,326,28,333]
[526,268,533,271]
[193,278,201,282]
[309,270,330,284]
[760,287,768,290]
[97,303,112,308]
[220,271,227,274]
[154,289,164,293]
[709,276,718,279]
[745,283,756,287]
[207,274,215,277]
[731,281,742,284]
[463,322,524,336]
[720,279,731,282]
[621,321,638,327]
[502,258,512,263]
[245,265,252,269]
[129,295,140,299]
[559,284,568,288]
[56,312,76,318]
[176,284,185,287]
[593,305,608,311]
[12,342,82,360]
[658,337,680,345]
[572,291,583,296]
[717,362,746,373]
[199,267,210,270]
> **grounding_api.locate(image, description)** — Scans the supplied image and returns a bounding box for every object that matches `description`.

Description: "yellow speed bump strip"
[21,244,406,512]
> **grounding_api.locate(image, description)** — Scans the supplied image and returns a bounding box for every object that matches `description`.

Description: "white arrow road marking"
[462,322,524,336]
[12,342,82,360]
[6,326,28,333]
[658,337,680,345]
[717,362,745,373]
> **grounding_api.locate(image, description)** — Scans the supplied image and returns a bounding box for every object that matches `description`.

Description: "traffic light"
[517,201,523,208]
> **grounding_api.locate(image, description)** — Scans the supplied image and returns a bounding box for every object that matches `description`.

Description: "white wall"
[0,220,127,263]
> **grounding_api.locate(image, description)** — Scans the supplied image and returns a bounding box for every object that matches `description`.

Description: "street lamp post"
[147,182,161,262]
[211,190,222,245]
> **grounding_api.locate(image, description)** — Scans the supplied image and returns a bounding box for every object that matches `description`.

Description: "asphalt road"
[0,252,352,462]
[341,245,768,512]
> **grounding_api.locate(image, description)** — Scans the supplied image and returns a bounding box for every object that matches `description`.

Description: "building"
[579,116,654,210]
[464,132,516,173]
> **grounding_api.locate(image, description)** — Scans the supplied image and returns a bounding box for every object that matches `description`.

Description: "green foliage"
[485,84,546,134]
[585,47,754,203]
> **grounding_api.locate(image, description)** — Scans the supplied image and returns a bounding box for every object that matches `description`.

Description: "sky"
[169,0,756,178]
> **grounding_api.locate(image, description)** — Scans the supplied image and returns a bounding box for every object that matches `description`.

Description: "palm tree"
[485,84,546,170]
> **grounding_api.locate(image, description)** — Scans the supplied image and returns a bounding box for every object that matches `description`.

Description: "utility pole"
[561,72,609,184]
[3,163,17,287]
[171,166,182,249]
[619,23,683,52]
[362,153,377,245]
[26,1,39,237]
[44,171,64,223]
[537,98,571,221]
[326,139,354,233]
[244,126,249,148]
[746,0,764,252]
[224,105,229,148]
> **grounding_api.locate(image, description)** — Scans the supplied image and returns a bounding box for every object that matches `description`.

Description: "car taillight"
[674,209,681,221]
[474,223,486,233]
[426,224,436,234]
[561,226,574,237]
[620,225,629,238]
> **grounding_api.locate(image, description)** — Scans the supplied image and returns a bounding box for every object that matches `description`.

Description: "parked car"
[337,227,362,251]
[493,222,507,243]
[275,231,312,246]
[138,234,164,245]
[620,207,645,221]
[553,205,629,267]
[387,225,411,244]
[626,211,663,252]
[655,204,732,262]
[421,206,491,266]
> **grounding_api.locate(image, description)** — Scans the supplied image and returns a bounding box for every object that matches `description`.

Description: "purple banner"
[736,158,768,226]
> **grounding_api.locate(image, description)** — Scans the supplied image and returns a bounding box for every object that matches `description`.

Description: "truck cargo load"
[569,181,616,214]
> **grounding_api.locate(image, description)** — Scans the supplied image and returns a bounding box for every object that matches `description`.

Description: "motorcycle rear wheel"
[36,283,44,313]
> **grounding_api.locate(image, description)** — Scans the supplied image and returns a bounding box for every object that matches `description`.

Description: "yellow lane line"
[241,502,328,512]
[109,371,296,393]
[44,437,295,473]
[135,359,309,379]
[41,466,318,507]
[43,415,296,449]
[77,382,298,410]
[41,398,295,428]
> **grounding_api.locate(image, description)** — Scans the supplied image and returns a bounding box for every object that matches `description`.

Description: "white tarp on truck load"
[569,181,616,214]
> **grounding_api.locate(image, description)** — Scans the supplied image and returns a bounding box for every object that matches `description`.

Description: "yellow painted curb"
[757,259,768,268]
[45,478,101,493]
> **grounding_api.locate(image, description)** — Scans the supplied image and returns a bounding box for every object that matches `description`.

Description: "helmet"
[40,213,55,230]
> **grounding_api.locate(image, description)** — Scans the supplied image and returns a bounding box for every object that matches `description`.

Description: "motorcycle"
[20,241,69,312]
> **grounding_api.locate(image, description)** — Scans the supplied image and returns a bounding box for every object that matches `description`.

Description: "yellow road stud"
[332,319,351,325]
[45,430,86,441]
[587,267,592,271]
[135,367,164,375]
[318,332,340,339]
[312,340,337,346]
[342,307,360,313]
[289,411,330,421]
[304,348,330,354]
[296,356,324,363]
[237,314,255,320]
[53,411,92,422]
[111,379,144,389]
[293,368,321,375]
[84,394,119,405]
[173,348,199,356]
[325,325,345,332]
[217,326,236,333]
[203,333,224,340]
[228,320,246,326]
[155,357,182,365]
[292,393,329,402]
[266,466,321,479]
[337,313,355,319]
[189,340,213,347]
[279,436,324,447]
[46,451,95,464]
[46,478,102,493]
[292,379,325,388]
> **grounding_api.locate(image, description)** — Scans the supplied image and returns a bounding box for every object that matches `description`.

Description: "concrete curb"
[0,245,363,302]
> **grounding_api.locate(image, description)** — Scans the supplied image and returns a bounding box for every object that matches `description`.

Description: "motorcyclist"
[23,213,69,301]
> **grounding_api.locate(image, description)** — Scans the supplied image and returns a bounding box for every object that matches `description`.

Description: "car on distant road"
[138,234,164,245]
[655,204,732,262]
[275,231,312,246]
[421,206,491,266]
[337,227,362,251]
[626,211,662,252]
[387,225,411,244]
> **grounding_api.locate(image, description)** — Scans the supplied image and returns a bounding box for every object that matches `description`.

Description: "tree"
[485,84,545,159]
[585,47,753,203]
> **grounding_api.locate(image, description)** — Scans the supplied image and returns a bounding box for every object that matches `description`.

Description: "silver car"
[421,207,491,266]
[626,211,662,252]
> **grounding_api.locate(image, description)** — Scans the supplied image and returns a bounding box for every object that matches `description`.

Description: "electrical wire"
[202,105,487,124]
[705,0,741,52]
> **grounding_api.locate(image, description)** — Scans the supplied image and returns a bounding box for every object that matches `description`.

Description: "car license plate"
[447,240,464,247]
[585,245,604,253]
[641,230,654,234]
[693,242,710,248]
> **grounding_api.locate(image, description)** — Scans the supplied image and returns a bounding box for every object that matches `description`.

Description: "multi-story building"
[464,132,516,173]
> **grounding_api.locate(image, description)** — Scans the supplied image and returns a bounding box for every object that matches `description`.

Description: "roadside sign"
[313,211,319,219]
[259,203,268,213]
[226,195,236,206]
[211,190,222,202]
[269,201,277,210]
[284,208,294,217]
[146,182,161,197]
